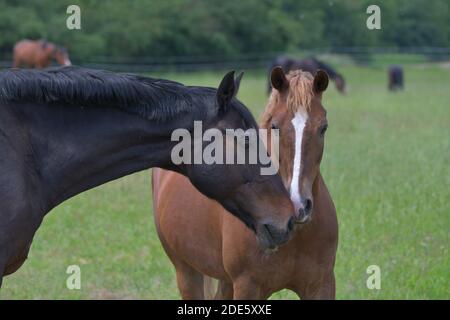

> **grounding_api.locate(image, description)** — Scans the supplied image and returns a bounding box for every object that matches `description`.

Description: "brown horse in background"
[268,56,346,95]
[13,39,71,68]
[152,68,338,299]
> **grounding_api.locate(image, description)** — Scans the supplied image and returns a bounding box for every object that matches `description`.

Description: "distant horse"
[152,68,338,299]
[268,56,346,94]
[388,65,404,91]
[0,67,297,287]
[13,39,71,68]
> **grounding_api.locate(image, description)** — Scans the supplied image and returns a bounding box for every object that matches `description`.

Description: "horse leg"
[232,277,264,300]
[214,280,233,300]
[318,272,336,299]
[294,271,336,300]
[174,261,205,300]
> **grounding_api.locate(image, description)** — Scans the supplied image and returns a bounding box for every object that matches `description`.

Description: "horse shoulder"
[221,212,268,279]
[153,169,226,278]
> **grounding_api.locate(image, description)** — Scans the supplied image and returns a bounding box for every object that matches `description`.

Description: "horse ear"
[235,71,244,93]
[313,70,329,93]
[217,70,237,112]
[271,66,289,92]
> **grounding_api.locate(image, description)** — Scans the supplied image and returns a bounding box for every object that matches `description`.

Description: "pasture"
[0,64,448,299]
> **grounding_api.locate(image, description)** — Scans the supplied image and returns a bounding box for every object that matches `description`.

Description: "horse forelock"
[286,70,314,114]
[266,70,314,115]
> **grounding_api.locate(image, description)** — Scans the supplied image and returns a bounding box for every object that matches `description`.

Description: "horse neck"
[18,103,181,211]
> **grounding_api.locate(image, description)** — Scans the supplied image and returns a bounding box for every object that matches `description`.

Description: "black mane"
[0,66,218,122]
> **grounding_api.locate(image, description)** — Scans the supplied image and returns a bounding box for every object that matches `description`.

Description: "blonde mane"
[266,70,314,115]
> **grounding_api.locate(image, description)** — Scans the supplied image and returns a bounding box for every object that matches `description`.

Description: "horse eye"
[319,124,328,136]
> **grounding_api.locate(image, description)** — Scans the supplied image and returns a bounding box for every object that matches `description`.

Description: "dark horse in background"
[388,65,404,91]
[0,67,296,287]
[268,56,346,94]
[13,39,71,68]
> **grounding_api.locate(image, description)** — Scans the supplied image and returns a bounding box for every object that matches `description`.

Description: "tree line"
[0,0,448,61]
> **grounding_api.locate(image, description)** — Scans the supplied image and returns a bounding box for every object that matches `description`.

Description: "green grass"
[1,65,449,299]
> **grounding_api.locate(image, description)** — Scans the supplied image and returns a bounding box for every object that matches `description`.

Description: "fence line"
[1,47,449,72]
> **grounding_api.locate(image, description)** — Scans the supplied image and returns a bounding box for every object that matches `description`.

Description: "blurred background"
[0,0,448,300]
[0,0,449,71]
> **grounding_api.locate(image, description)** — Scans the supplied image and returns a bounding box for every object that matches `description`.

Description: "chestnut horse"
[13,39,71,68]
[152,68,338,299]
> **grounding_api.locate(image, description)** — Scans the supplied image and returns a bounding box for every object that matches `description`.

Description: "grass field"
[0,64,449,299]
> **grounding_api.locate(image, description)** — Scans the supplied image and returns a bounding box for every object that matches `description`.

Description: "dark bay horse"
[13,39,71,68]
[152,68,338,299]
[388,65,404,91]
[268,56,346,94]
[0,67,297,287]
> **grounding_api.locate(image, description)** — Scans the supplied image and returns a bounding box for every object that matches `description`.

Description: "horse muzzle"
[295,198,313,224]
[257,217,295,250]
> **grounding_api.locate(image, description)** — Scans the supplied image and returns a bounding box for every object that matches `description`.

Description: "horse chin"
[295,214,312,225]
[256,223,290,251]
[257,235,278,251]
[294,212,313,230]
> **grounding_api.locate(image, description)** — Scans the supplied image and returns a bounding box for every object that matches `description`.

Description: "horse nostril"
[288,216,295,231]
[304,198,312,215]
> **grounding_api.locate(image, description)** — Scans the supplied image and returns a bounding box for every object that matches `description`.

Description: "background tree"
[0,0,448,61]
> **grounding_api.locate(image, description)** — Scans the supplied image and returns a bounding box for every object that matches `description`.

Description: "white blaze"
[290,111,308,212]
